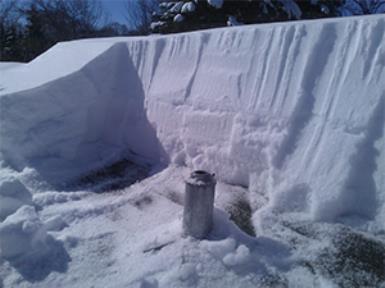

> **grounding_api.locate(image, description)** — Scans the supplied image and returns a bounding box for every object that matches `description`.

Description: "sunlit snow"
[0,14,384,288]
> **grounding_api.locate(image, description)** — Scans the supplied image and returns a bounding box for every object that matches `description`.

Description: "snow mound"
[0,180,33,221]
[0,205,46,258]
[0,15,385,232]
[0,205,70,281]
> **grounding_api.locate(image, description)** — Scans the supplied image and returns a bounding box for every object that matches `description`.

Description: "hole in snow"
[194,170,208,175]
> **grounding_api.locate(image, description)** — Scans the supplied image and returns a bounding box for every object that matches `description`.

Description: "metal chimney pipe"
[183,170,216,239]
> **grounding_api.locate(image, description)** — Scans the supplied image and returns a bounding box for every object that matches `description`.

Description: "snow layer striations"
[1,15,385,230]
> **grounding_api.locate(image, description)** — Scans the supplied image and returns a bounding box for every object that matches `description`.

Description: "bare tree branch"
[125,0,157,34]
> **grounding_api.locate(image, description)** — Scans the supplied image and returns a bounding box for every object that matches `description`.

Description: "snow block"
[0,180,33,221]
[0,42,166,185]
[0,205,70,281]
[0,205,47,258]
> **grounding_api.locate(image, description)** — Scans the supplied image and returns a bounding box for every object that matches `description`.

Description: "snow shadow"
[274,25,337,169]
[209,208,258,244]
[204,208,292,275]
[72,158,150,193]
[5,235,70,282]
[337,96,385,221]
[9,42,168,191]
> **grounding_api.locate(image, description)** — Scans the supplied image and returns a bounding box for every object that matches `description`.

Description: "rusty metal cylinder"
[183,170,216,239]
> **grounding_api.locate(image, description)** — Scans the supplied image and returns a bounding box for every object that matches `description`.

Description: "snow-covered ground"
[0,15,384,287]
[0,62,25,71]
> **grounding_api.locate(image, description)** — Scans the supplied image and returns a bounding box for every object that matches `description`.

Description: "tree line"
[1,0,384,62]
[0,0,131,62]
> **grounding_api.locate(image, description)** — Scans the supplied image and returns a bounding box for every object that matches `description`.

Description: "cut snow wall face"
[136,17,385,224]
[1,16,384,227]
[129,16,385,227]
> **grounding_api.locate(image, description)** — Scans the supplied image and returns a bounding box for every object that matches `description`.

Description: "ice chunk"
[222,244,251,266]
[44,216,68,231]
[0,205,46,258]
[0,205,70,281]
[201,238,237,258]
[0,180,33,221]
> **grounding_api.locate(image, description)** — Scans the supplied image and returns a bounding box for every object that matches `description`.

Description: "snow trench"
[0,15,384,229]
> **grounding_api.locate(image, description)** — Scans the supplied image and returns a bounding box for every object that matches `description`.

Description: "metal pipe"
[183,170,216,239]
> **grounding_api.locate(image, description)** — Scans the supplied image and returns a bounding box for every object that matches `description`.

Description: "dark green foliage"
[343,0,385,14]
[0,23,24,61]
[296,0,344,19]
[151,0,345,34]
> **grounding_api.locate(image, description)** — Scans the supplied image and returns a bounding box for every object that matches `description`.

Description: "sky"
[100,0,128,25]
[19,0,129,26]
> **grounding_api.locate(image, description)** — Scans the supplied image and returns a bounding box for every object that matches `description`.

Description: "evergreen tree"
[151,0,345,34]
[23,3,50,60]
[342,0,385,14]
[296,0,343,19]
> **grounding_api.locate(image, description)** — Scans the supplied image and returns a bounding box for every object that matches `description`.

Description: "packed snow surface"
[0,62,25,71]
[0,15,385,288]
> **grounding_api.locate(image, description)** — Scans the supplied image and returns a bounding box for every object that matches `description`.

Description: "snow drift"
[1,15,384,230]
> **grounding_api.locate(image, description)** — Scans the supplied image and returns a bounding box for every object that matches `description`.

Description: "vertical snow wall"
[0,15,384,227]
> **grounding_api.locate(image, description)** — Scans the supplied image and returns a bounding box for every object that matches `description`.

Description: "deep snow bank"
[1,15,384,228]
[0,62,25,71]
[0,42,165,183]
